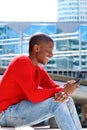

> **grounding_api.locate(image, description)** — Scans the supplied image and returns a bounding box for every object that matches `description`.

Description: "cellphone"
[74,78,80,84]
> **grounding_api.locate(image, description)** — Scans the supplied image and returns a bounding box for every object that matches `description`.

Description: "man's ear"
[34,44,40,53]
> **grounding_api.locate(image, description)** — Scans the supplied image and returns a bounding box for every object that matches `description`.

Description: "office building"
[0,22,87,71]
[57,0,87,22]
[55,0,87,70]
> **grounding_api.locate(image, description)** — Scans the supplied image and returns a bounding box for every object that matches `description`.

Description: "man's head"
[29,33,54,65]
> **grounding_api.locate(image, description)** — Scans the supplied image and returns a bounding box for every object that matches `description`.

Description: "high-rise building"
[57,0,87,22]
[56,0,87,71]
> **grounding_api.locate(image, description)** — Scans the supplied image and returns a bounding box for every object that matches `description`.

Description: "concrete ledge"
[0,127,87,130]
[0,67,6,75]
[0,67,87,86]
[49,73,87,86]
[0,127,34,130]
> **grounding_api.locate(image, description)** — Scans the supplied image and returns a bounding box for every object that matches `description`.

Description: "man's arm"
[13,59,63,103]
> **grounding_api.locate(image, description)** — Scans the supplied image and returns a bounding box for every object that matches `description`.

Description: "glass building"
[56,0,87,71]
[0,22,56,54]
[55,24,87,71]
[0,22,87,71]
[57,0,87,22]
[0,22,57,67]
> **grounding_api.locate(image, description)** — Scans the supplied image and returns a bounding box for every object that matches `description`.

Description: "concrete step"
[0,127,87,130]
[0,127,34,130]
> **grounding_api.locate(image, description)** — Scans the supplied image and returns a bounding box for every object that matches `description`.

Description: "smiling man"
[0,33,82,130]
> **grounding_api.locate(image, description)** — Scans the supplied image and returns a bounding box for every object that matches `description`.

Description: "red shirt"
[0,55,63,112]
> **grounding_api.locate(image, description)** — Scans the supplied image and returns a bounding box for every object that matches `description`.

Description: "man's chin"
[42,62,48,65]
[40,60,49,65]
[43,63,47,65]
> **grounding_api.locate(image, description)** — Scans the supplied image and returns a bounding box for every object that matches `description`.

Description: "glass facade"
[56,0,87,70]
[0,22,57,67]
[52,25,87,71]
[0,22,87,71]
[57,0,87,22]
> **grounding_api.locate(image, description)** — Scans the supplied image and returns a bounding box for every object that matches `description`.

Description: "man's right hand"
[63,80,80,95]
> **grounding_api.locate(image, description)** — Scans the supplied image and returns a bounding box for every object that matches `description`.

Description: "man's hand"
[54,79,80,102]
[54,92,69,102]
[63,80,80,95]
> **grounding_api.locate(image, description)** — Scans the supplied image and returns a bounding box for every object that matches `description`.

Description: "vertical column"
[78,29,82,71]
[20,31,23,54]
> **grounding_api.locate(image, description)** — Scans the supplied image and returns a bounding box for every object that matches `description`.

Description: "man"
[0,33,82,130]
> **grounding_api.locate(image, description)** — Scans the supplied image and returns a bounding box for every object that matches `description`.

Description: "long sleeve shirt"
[0,55,63,112]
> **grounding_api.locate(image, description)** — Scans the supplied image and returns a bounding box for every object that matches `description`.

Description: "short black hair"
[29,33,53,53]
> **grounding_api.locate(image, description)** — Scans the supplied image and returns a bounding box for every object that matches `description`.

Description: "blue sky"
[0,0,57,22]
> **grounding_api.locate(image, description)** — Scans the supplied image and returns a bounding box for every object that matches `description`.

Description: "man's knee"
[68,96,74,103]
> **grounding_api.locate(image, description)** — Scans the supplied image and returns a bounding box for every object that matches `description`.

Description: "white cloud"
[0,0,57,22]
